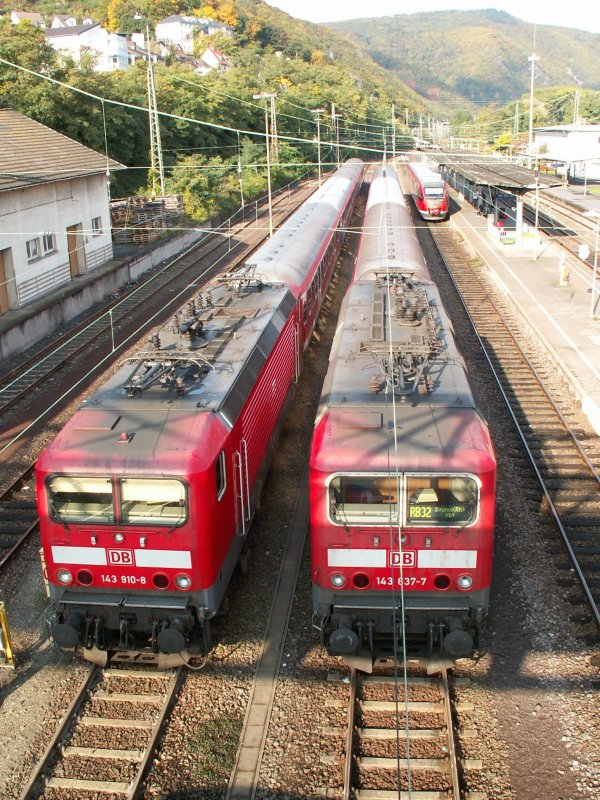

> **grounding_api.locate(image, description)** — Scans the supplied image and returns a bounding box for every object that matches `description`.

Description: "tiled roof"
[0,108,125,193]
[12,11,44,23]
[45,22,100,37]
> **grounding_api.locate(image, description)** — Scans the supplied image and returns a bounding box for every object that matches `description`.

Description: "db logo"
[107,549,135,566]
[389,550,416,568]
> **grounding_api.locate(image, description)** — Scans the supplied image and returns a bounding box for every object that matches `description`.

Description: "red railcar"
[36,160,363,666]
[310,164,495,667]
[407,161,449,221]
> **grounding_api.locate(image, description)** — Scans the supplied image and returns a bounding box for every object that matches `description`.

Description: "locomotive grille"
[371,290,385,341]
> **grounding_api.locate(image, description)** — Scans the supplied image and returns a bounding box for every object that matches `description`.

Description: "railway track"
[0,468,37,570]
[0,183,315,423]
[0,182,317,572]
[344,662,484,800]
[18,665,184,800]
[429,222,600,637]
[525,189,598,264]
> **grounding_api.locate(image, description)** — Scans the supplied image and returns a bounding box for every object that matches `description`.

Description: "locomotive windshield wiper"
[51,501,70,531]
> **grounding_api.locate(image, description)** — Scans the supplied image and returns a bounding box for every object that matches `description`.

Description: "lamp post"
[311,108,325,186]
[253,92,277,237]
[584,210,600,320]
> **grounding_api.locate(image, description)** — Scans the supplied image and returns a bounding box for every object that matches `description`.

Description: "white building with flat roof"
[45,23,128,71]
[535,124,600,181]
[155,15,232,54]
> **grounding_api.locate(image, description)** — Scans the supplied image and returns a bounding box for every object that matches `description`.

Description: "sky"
[266,1,600,35]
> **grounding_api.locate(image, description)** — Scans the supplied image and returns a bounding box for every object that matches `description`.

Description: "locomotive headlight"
[175,574,192,590]
[330,573,346,588]
[56,568,73,585]
[457,574,474,590]
[114,533,125,543]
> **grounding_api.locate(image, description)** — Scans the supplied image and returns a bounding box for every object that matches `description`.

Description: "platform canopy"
[434,153,563,192]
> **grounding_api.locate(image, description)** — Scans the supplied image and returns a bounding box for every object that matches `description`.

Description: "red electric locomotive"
[407,161,449,221]
[310,164,495,667]
[36,159,363,666]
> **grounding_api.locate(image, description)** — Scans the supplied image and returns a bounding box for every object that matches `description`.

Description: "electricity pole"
[311,108,325,186]
[527,26,539,170]
[253,92,277,237]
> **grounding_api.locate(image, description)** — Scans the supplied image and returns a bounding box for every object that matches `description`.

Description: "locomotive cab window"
[329,475,399,525]
[119,478,187,525]
[48,476,114,523]
[406,475,478,527]
[424,185,445,198]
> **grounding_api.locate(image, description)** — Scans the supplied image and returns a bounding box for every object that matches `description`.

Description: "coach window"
[216,450,226,501]
[329,475,399,525]
[48,476,114,523]
[406,475,478,527]
[119,478,186,525]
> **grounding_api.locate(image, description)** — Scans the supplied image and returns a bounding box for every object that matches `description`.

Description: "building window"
[42,233,56,254]
[26,238,40,260]
[92,217,102,236]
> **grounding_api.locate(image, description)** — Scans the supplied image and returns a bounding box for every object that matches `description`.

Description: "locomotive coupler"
[84,616,94,649]
[94,617,105,650]
[119,618,133,649]
[437,621,446,652]
[367,620,375,653]
[151,619,160,652]
[427,621,435,654]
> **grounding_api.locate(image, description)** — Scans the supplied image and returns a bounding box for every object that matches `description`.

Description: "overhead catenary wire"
[0,56,389,160]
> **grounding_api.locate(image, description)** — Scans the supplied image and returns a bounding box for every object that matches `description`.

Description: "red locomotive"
[36,160,363,666]
[407,160,449,221]
[310,164,496,667]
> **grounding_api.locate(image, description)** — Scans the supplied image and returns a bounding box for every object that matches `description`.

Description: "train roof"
[73,273,294,429]
[354,165,430,282]
[407,162,445,184]
[247,159,363,293]
[38,275,296,471]
[314,275,493,470]
[435,153,563,191]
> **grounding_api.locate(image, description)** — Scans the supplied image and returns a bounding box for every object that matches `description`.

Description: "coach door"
[66,224,86,278]
[0,250,9,313]
[234,439,250,536]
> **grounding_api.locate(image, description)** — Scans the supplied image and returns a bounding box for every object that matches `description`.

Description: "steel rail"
[430,222,600,631]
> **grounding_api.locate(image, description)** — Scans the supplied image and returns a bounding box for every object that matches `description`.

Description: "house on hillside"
[0,109,124,314]
[50,14,78,28]
[534,124,600,181]
[10,10,45,28]
[155,15,233,55]
[45,23,128,71]
[50,14,96,28]
[195,47,231,75]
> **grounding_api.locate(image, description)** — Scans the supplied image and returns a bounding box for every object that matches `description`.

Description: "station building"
[0,109,123,315]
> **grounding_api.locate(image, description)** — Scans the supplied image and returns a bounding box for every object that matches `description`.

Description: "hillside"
[328,9,600,106]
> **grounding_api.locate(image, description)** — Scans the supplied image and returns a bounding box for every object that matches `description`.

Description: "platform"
[448,193,600,435]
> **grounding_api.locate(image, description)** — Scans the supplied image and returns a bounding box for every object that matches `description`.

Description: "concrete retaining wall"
[0,227,209,361]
